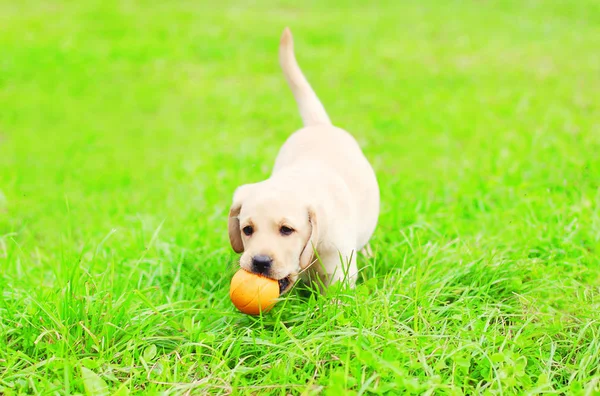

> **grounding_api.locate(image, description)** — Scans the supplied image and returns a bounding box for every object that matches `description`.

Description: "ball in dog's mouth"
[278,276,291,293]
[229,269,279,315]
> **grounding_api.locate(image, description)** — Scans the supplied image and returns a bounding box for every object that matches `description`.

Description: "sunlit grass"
[1,0,599,394]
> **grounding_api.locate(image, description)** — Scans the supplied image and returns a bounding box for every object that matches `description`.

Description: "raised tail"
[279,27,332,126]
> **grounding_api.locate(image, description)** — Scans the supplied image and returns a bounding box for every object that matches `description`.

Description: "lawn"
[1,0,599,394]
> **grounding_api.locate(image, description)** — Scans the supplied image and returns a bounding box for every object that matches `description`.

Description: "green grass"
[1,0,599,394]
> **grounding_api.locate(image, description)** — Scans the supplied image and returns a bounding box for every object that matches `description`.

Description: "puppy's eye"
[242,226,253,236]
[280,226,294,236]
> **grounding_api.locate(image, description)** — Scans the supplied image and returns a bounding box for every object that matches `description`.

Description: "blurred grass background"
[1,0,599,394]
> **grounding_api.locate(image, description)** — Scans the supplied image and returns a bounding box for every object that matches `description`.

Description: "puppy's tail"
[279,27,332,126]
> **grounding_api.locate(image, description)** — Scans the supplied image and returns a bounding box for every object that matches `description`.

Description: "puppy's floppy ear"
[228,203,243,253]
[300,206,319,269]
[228,186,249,253]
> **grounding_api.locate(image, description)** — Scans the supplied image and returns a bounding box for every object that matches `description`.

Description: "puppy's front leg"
[317,247,358,289]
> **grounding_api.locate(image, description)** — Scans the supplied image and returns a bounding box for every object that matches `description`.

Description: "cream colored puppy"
[228,28,379,294]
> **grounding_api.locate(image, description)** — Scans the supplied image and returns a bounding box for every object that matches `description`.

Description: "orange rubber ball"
[229,269,280,315]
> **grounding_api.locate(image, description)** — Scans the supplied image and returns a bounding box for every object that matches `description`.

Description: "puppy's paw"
[329,297,349,307]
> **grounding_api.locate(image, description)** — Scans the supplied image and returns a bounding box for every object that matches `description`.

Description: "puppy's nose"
[252,255,273,275]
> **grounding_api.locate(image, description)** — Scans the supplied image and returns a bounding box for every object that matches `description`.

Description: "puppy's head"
[228,184,318,294]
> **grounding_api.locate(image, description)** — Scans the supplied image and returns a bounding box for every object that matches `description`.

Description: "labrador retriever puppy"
[228,27,379,295]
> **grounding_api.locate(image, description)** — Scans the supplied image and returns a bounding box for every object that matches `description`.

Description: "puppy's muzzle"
[252,255,273,275]
[250,255,293,294]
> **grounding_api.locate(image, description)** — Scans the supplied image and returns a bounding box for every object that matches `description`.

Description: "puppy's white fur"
[228,28,379,293]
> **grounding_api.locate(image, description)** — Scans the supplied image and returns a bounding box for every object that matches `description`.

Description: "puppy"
[228,28,379,294]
